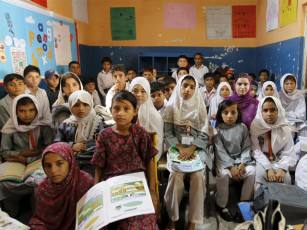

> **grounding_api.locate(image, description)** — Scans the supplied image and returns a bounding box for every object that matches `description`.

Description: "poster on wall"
[10,47,27,75]
[0,41,7,63]
[266,0,279,32]
[29,0,47,8]
[164,3,196,29]
[72,0,88,23]
[110,7,136,40]
[232,5,256,38]
[280,0,297,27]
[206,6,231,40]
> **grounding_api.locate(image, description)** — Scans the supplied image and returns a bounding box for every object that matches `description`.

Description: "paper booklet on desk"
[0,209,29,229]
[76,172,155,230]
[167,145,204,172]
[0,159,42,183]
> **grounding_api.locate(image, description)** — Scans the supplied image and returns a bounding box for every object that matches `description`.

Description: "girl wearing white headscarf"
[163,75,210,229]
[257,81,280,101]
[129,77,164,161]
[54,90,103,155]
[208,82,232,119]
[250,96,297,189]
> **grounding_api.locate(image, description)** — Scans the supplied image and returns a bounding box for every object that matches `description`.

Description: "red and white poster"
[232,5,256,38]
[30,0,47,8]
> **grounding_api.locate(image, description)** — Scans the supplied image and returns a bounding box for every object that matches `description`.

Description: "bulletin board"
[0,0,78,82]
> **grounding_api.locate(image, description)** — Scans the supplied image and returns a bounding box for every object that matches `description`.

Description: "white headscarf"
[250,96,296,154]
[209,82,232,117]
[163,75,209,133]
[63,90,102,143]
[257,81,280,101]
[1,94,53,149]
[296,154,307,191]
[129,77,164,160]
[278,73,303,110]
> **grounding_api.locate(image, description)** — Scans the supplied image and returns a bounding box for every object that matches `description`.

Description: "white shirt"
[91,89,101,106]
[97,70,114,96]
[158,99,168,117]
[200,86,216,107]
[189,64,209,87]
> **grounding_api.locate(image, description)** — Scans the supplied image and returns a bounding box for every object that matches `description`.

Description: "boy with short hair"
[0,73,26,130]
[142,66,155,83]
[172,55,189,81]
[97,56,114,97]
[189,53,209,86]
[156,73,167,83]
[150,82,167,116]
[24,65,52,122]
[82,77,102,106]
[162,76,177,100]
[68,61,81,77]
[250,80,258,98]
[127,68,137,83]
[257,69,270,96]
[105,65,130,113]
[200,73,216,111]
[44,69,60,111]
[176,67,189,80]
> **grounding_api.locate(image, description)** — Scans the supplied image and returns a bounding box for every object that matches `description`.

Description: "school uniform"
[105,82,130,113]
[200,86,216,109]
[0,94,13,130]
[296,154,307,191]
[257,81,280,101]
[251,96,297,189]
[171,71,178,82]
[97,70,114,97]
[213,123,255,208]
[91,89,101,106]
[158,99,168,117]
[189,64,209,87]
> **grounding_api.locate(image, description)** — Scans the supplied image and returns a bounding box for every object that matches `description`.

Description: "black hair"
[60,73,81,101]
[23,65,40,77]
[216,100,242,125]
[251,80,258,89]
[249,72,257,80]
[4,74,25,86]
[284,75,296,83]
[182,75,196,85]
[177,55,188,62]
[142,66,153,74]
[82,77,96,86]
[235,73,250,82]
[176,67,189,75]
[194,52,203,58]
[263,96,276,105]
[203,72,215,81]
[258,69,270,77]
[162,76,176,86]
[213,72,220,85]
[112,64,127,75]
[156,73,167,81]
[111,91,138,124]
[150,81,165,94]
[101,56,112,65]
[127,68,137,74]
[16,96,36,110]
[68,61,80,68]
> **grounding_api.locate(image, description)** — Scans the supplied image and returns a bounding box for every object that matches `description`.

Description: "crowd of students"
[0,53,306,230]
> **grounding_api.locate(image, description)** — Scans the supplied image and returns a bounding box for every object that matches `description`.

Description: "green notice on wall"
[110,7,136,40]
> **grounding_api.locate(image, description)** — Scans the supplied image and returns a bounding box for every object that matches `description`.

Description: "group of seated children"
[0,53,306,230]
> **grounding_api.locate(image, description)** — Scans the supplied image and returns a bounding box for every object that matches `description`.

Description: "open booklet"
[76,172,155,230]
[0,159,42,183]
[0,209,29,230]
[167,145,204,172]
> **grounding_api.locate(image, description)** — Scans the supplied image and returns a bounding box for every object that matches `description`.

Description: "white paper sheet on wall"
[266,0,279,32]
[206,6,232,40]
[72,0,88,24]
[10,47,27,75]
[52,21,72,65]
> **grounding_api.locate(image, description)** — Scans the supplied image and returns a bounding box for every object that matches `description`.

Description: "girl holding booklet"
[29,142,93,229]
[163,75,211,230]
[91,91,159,230]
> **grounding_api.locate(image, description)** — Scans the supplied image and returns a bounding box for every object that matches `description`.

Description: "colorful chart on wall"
[280,0,297,27]
[110,7,136,40]
[266,0,279,32]
[0,0,78,81]
[232,5,256,38]
[164,3,196,29]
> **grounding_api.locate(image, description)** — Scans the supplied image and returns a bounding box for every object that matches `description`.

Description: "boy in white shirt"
[150,81,167,116]
[142,66,156,83]
[82,77,102,106]
[189,53,209,87]
[200,73,216,112]
[172,55,189,81]
[97,56,114,97]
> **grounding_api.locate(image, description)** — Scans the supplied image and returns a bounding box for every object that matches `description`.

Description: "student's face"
[25,71,41,88]
[132,84,148,105]
[151,90,165,110]
[70,99,91,118]
[62,78,81,99]
[180,79,196,100]
[221,104,238,126]
[177,58,188,67]
[16,103,37,125]
[127,70,137,82]
[250,86,257,97]
[153,69,157,78]
[204,77,215,90]
[194,55,203,66]
[235,78,250,96]
[262,101,278,124]
[165,83,176,100]
[112,71,128,88]
[111,99,137,126]
[102,62,111,73]
[264,85,274,96]
[5,79,26,98]
[220,86,230,98]
[45,75,59,89]
[142,71,154,82]
[284,79,296,93]
[69,64,81,76]
[219,77,228,83]
[177,70,188,80]
[43,153,70,184]
[84,82,96,94]
[259,72,269,83]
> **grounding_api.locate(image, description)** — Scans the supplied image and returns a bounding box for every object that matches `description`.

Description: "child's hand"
[72,142,87,153]
[267,168,277,182]
[6,154,26,164]
[229,166,242,181]
[275,168,286,183]
[178,145,196,161]
[238,163,246,177]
